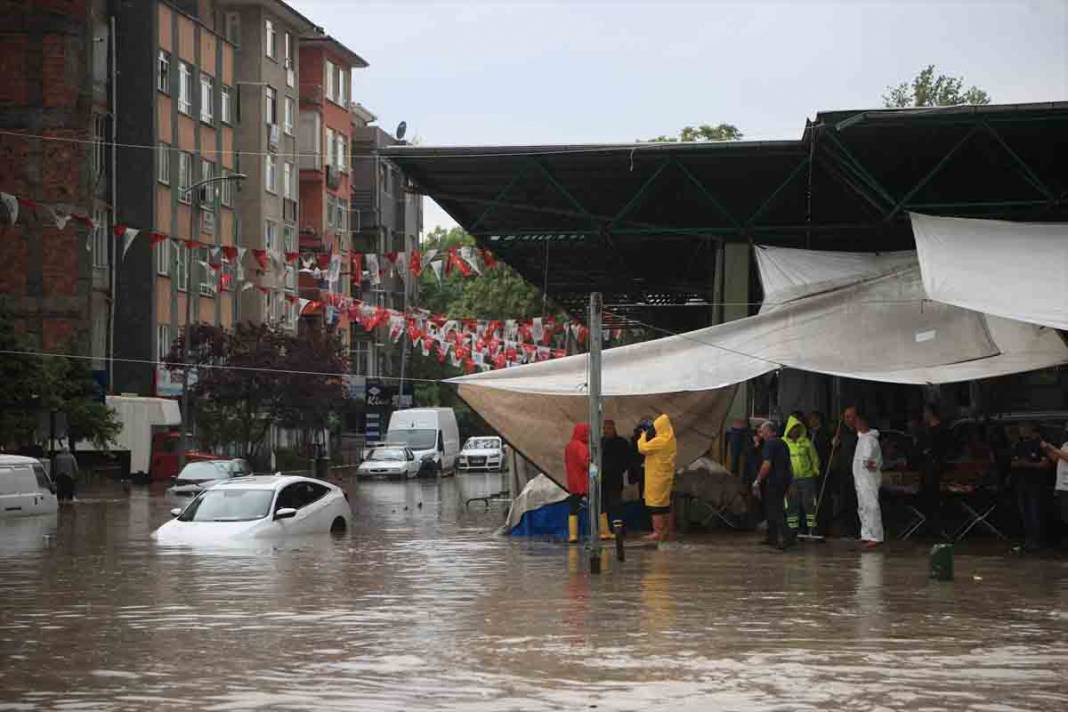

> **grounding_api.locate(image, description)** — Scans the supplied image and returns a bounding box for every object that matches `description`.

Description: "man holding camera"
[636,414,677,542]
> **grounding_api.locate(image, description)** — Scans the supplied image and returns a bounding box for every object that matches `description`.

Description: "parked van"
[0,455,58,518]
[385,408,460,476]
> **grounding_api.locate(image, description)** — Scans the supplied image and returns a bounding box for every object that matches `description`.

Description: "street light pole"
[587,292,603,574]
[177,173,246,470]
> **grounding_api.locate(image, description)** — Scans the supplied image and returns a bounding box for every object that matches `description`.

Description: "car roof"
[0,455,41,466]
[210,475,330,491]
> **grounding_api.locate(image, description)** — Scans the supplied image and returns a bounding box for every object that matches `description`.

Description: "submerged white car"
[356,446,420,479]
[457,437,506,472]
[0,455,57,519]
[153,475,351,544]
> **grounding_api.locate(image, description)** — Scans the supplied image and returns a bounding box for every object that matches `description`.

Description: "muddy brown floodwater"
[1,474,1067,711]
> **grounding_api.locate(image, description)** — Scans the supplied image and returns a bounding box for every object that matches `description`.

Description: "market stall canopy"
[451,240,1067,486]
[911,212,1068,332]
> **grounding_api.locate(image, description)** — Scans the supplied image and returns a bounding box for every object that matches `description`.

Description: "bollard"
[929,543,954,581]
[613,519,625,562]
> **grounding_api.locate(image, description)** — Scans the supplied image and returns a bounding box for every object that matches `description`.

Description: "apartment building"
[215,0,318,331]
[0,0,113,381]
[297,34,367,348]
[113,0,236,396]
[350,103,423,378]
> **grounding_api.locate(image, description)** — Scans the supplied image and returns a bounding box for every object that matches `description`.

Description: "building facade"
[297,35,366,347]
[350,103,423,379]
[113,0,237,396]
[0,0,113,380]
[215,0,318,331]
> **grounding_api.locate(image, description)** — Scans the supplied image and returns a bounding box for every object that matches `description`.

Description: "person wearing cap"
[1041,423,1068,549]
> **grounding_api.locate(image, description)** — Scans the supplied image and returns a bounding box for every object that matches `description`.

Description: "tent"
[451,215,1068,490]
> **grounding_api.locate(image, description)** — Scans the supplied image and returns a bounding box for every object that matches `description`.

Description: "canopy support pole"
[587,292,603,574]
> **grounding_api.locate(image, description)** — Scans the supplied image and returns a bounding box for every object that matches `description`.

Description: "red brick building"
[297,34,366,346]
[0,0,114,375]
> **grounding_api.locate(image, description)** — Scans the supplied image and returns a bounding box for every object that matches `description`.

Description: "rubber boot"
[599,512,614,540]
[567,514,579,544]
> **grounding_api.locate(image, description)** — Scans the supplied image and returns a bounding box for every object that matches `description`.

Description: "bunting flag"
[116,225,141,260]
[460,245,482,275]
[50,207,72,231]
[285,251,299,264]
[480,248,497,269]
[251,249,269,271]
[221,245,238,261]
[366,253,381,285]
[0,192,18,225]
[409,249,422,277]
[429,259,444,282]
[351,252,363,287]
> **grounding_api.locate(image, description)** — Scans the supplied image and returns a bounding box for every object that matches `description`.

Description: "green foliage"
[0,300,119,450]
[883,65,991,108]
[645,123,743,143]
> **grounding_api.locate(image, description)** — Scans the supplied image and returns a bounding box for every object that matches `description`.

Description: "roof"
[0,455,41,466]
[383,101,1068,330]
[213,475,316,489]
[300,34,369,69]
[216,0,321,33]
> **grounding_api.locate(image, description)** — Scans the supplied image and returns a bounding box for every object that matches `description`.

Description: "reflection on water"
[1,474,1067,711]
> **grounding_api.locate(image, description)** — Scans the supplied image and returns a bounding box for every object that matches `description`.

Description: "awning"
[449,232,1068,487]
[910,212,1068,332]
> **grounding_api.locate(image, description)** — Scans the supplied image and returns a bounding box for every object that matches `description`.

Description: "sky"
[291,0,1068,232]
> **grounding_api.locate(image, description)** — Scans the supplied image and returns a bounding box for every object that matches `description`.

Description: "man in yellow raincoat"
[637,414,677,542]
[784,413,821,535]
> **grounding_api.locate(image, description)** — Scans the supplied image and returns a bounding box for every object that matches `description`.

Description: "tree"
[645,123,743,143]
[883,65,991,108]
[166,322,347,463]
[0,303,46,449]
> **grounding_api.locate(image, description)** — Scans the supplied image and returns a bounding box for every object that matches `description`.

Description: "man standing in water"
[601,420,632,540]
[853,413,884,549]
[832,406,860,537]
[753,421,794,550]
[564,423,590,544]
[52,446,79,502]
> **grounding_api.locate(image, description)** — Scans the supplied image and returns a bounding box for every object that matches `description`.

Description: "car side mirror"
[274,507,297,520]
[170,507,182,517]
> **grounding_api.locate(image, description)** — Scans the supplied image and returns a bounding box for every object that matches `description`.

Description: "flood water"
[2,475,1067,711]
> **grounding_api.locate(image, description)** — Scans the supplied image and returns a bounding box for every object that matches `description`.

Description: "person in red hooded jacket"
[564,423,590,544]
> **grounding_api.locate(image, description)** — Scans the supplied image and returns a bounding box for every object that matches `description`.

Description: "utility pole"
[587,292,603,574]
[177,173,246,470]
[107,15,118,393]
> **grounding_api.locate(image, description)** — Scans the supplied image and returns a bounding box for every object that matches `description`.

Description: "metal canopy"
[383,102,1068,329]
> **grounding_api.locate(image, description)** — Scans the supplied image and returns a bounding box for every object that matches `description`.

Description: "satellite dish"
[396,121,407,140]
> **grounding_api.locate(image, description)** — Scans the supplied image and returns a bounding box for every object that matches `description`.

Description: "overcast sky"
[292,0,1068,231]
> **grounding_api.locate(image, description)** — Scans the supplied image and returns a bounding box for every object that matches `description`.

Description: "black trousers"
[55,473,75,501]
[765,482,791,547]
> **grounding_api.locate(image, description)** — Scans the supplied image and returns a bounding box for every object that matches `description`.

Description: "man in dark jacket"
[754,420,794,550]
[601,419,633,538]
[807,411,832,535]
[831,406,860,537]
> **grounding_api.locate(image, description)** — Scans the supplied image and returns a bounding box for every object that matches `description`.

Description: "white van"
[385,408,460,476]
[0,455,58,518]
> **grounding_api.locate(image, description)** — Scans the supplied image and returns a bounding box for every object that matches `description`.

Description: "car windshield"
[178,489,274,522]
[176,461,231,482]
[386,429,437,451]
[464,438,499,450]
[368,449,406,461]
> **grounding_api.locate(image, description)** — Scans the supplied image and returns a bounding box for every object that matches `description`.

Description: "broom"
[797,421,840,541]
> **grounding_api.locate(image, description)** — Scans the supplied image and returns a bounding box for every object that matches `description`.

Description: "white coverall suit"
[853,429,884,543]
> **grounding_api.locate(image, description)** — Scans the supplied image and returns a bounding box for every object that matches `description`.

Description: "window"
[325,61,337,102]
[157,51,170,94]
[156,234,171,275]
[379,161,390,194]
[265,220,278,252]
[221,86,233,124]
[199,73,214,123]
[265,18,276,59]
[284,33,294,87]
[157,323,172,361]
[283,96,294,135]
[157,143,171,184]
[178,62,192,114]
[265,155,277,193]
[282,161,293,200]
[92,114,106,182]
[200,159,214,206]
[264,86,277,126]
[283,225,296,291]
[92,208,108,268]
[224,12,240,46]
[352,340,370,376]
[198,246,215,295]
[336,134,347,173]
[220,168,234,207]
[276,481,329,510]
[176,245,189,290]
[326,193,336,230]
[178,152,193,202]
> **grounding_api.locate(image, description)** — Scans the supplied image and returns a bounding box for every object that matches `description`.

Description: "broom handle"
[813,421,841,522]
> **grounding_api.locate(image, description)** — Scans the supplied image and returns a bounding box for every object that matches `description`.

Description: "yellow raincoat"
[637,414,677,508]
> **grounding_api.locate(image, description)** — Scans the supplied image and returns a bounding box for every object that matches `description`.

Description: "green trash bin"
[929,543,954,581]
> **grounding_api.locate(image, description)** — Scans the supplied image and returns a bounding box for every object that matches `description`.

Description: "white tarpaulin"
[910,212,1068,331]
[451,241,1068,487]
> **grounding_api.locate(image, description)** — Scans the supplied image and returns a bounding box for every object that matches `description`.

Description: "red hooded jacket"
[565,423,590,495]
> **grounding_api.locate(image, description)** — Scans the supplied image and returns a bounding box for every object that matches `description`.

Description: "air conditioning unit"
[200,210,216,235]
[268,124,280,151]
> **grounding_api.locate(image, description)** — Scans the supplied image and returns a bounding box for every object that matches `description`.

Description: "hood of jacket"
[570,423,589,445]
[784,414,808,441]
[652,414,674,441]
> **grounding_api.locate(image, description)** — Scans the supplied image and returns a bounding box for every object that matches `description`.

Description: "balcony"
[300,83,324,105]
